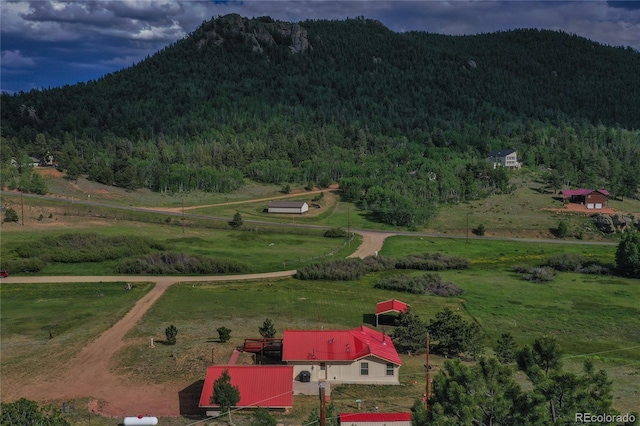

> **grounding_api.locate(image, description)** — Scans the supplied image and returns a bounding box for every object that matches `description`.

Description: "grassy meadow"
[2,169,640,424]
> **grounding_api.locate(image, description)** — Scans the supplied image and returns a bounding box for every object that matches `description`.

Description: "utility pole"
[20,190,24,226]
[466,212,470,243]
[181,196,185,233]
[425,332,430,410]
[319,385,326,426]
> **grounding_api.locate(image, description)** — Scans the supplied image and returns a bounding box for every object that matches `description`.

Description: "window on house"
[320,363,326,371]
[360,362,369,376]
[386,363,394,376]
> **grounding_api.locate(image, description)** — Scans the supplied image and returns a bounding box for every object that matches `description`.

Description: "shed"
[339,413,412,426]
[267,201,309,214]
[199,365,293,409]
[560,189,609,209]
[375,299,408,327]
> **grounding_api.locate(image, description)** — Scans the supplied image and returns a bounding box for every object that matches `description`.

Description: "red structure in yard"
[375,299,408,327]
[560,189,609,209]
[199,365,293,409]
[339,412,412,426]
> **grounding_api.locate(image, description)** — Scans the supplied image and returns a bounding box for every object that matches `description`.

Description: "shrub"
[115,252,249,274]
[3,207,19,223]
[525,267,556,283]
[165,325,178,345]
[375,273,464,296]
[577,264,611,275]
[544,253,587,272]
[217,326,232,343]
[395,253,470,271]
[323,227,348,238]
[474,224,486,236]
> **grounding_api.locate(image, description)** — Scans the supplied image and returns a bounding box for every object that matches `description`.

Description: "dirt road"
[2,233,389,418]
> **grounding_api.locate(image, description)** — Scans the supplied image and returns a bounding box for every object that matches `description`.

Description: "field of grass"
[0,216,357,274]
[2,169,639,424]
[0,282,153,386]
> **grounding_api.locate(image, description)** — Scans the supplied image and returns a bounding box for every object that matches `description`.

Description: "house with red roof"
[560,188,609,209]
[199,365,293,410]
[375,299,408,327]
[282,326,401,385]
[339,413,412,426]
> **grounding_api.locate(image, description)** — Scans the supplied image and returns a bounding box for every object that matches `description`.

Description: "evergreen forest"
[2,15,639,226]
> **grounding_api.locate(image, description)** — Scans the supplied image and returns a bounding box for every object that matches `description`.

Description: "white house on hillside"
[487,149,521,169]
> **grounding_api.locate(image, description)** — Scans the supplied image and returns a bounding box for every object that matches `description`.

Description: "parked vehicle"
[0,270,8,278]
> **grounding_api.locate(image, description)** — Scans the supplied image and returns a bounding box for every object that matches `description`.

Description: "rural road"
[0,190,617,417]
[0,234,385,418]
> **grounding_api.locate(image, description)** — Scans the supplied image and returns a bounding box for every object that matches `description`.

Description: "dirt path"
[3,234,389,418]
[2,271,296,417]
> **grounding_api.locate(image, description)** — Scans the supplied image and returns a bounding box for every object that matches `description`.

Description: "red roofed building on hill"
[375,299,408,327]
[339,413,412,426]
[199,366,293,410]
[560,189,609,209]
[282,326,401,385]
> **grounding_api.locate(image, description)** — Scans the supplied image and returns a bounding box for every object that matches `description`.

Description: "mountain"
[1,15,639,225]
[2,14,639,139]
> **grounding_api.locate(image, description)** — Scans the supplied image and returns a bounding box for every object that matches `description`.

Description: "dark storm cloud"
[608,1,640,10]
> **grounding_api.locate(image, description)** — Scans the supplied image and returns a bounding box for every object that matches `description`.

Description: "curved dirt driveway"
[2,233,389,418]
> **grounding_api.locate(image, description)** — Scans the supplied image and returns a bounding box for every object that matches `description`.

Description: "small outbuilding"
[375,299,408,327]
[267,201,309,214]
[339,413,412,426]
[199,365,293,410]
[561,189,609,209]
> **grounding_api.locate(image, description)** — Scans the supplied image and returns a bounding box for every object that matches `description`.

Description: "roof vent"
[345,344,350,353]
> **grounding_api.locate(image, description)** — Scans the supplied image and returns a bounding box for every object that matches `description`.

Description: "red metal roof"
[282,326,401,365]
[375,299,408,315]
[561,188,609,197]
[199,366,293,408]
[339,413,412,423]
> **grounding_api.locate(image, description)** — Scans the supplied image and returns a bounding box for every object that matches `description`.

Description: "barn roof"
[376,299,408,315]
[282,326,401,365]
[268,201,308,208]
[560,188,609,197]
[199,365,293,408]
[339,413,412,423]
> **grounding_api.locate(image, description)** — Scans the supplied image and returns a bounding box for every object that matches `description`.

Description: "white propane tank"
[123,416,158,426]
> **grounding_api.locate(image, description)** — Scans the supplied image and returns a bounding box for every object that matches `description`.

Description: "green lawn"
[0,221,356,275]
[0,282,153,384]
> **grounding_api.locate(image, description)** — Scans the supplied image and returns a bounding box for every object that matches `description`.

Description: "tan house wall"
[289,356,399,384]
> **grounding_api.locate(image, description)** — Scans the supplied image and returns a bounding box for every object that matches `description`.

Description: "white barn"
[267,201,309,214]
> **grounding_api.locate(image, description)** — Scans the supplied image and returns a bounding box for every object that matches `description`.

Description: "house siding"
[289,356,399,385]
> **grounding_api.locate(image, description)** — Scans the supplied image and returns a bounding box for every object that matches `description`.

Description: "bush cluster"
[1,258,45,273]
[295,252,470,281]
[543,253,611,275]
[295,258,375,280]
[524,266,557,283]
[375,273,464,296]
[15,233,165,263]
[114,253,249,274]
[395,253,470,270]
[323,227,348,238]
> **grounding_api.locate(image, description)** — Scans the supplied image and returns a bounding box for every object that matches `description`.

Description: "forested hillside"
[2,15,639,225]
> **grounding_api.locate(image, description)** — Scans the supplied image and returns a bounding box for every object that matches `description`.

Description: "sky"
[1,1,640,94]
